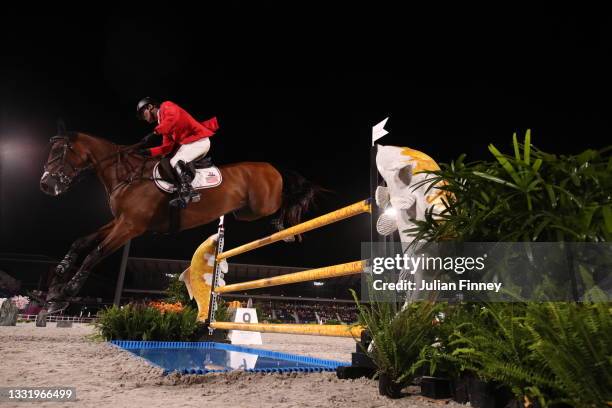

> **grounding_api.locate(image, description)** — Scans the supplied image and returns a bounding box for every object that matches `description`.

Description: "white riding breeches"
[170,138,211,170]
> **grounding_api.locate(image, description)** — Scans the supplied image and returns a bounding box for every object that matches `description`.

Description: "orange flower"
[227,301,242,310]
[148,301,184,314]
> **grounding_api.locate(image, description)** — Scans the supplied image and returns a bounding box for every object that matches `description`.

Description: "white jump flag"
[372,117,389,146]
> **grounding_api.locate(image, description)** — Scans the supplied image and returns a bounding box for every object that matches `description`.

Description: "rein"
[45,135,155,194]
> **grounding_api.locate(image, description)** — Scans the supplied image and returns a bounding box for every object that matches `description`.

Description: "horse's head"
[40,122,93,196]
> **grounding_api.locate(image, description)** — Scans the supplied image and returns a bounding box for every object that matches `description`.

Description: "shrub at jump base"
[409,130,611,244]
[361,132,611,406]
[414,298,611,407]
[523,296,611,407]
[164,273,195,306]
[96,302,199,341]
[408,132,610,406]
[352,289,441,398]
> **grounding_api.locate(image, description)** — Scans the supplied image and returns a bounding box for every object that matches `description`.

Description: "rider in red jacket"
[137,97,218,207]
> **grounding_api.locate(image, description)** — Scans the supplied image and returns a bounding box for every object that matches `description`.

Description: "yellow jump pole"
[216,199,371,261]
[215,260,365,294]
[210,321,364,338]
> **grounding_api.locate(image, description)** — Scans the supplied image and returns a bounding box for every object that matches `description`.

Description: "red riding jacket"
[149,101,219,157]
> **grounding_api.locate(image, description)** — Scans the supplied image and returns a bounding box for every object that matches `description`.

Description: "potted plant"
[352,291,441,398]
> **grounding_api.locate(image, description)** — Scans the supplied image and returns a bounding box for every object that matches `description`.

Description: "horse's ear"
[57,118,67,136]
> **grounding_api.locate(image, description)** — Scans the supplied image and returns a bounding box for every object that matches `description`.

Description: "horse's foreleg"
[55,221,116,277]
[46,222,116,304]
[60,220,146,299]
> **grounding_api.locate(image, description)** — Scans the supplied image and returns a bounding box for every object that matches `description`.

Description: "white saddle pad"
[153,162,222,193]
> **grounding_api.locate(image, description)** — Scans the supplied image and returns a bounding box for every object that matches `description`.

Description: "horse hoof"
[55,255,75,276]
[47,302,69,314]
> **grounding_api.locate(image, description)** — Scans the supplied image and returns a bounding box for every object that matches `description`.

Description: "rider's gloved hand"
[140,132,156,144]
[138,148,152,157]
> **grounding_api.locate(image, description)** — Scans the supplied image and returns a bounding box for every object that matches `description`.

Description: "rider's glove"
[140,132,156,144]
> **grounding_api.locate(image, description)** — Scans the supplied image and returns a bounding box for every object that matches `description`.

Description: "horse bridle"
[44,135,94,187]
[44,134,151,191]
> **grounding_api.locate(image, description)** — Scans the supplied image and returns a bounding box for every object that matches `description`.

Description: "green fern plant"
[418,303,560,406]
[524,295,612,407]
[352,290,441,385]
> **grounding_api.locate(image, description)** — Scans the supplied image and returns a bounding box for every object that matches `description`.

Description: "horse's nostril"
[40,173,58,195]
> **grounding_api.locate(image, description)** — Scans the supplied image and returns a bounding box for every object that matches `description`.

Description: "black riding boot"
[169,162,200,208]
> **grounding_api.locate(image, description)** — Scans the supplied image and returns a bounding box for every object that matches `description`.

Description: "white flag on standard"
[372,117,390,145]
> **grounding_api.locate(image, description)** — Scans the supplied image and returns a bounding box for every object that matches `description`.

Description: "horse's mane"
[71,131,150,156]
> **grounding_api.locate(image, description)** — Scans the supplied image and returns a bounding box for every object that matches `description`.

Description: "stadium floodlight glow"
[0,137,24,167]
[313,281,325,286]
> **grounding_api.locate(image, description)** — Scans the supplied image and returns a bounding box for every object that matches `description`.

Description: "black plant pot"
[451,375,470,403]
[449,372,518,407]
[420,376,452,399]
[378,373,403,399]
[467,377,514,408]
[468,377,496,408]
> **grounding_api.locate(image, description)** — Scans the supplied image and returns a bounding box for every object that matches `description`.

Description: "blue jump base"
[111,340,350,375]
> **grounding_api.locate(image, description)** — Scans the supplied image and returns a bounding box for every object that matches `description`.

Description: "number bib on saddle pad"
[153,162,222,193]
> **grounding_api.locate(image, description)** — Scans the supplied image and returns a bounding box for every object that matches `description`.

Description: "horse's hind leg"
[233,207,290,240]
[233,206,263,221]
[248,166,283,217]
[233,189,282,225]
[234,173,295,239]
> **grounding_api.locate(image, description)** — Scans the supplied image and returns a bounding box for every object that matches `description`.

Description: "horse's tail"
[278,170,325,238]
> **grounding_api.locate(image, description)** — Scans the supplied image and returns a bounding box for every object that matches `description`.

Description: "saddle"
[157,155,214,184]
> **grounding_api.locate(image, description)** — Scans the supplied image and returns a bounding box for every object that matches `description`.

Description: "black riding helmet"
[136,97,158,119]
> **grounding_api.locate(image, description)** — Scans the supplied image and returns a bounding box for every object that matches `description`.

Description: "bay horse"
[39,124,318,313]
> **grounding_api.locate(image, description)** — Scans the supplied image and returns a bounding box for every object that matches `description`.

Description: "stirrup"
[188,190,201,203]
[180,180,200,202]
[169,195,188,209]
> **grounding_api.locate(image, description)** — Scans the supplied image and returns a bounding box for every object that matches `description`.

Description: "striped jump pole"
[216,199,371,261]
[196,199,372,338]
[210,321,364,338]
[215,260,366,294]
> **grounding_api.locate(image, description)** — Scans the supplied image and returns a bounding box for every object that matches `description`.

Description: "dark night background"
[0,13,610,281]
